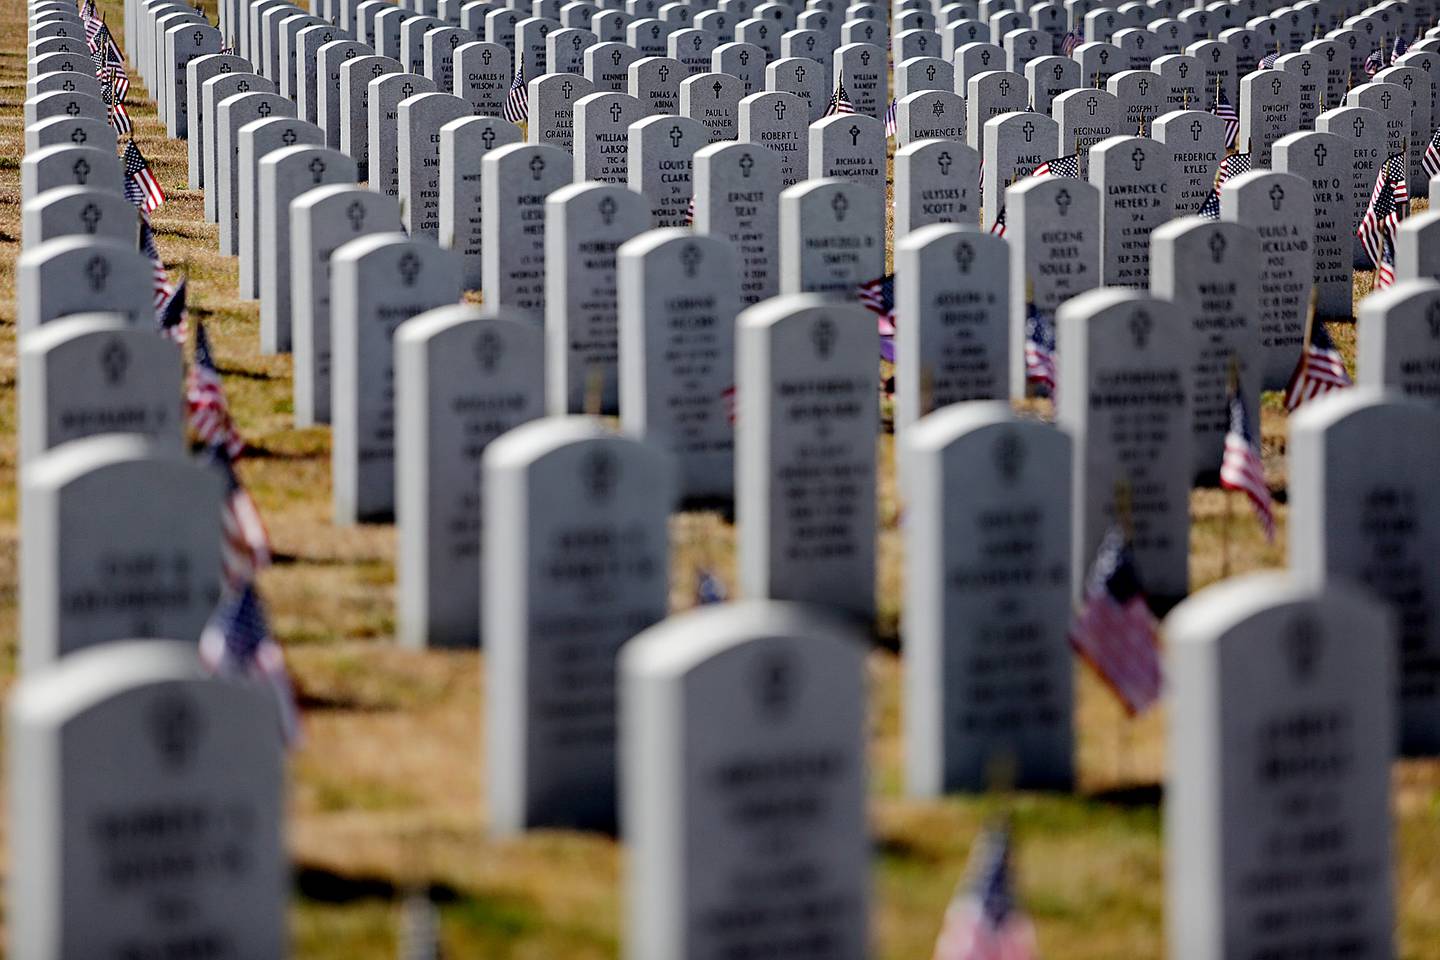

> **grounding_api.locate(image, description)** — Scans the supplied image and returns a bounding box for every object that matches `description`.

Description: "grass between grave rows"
[2,2,1439,956]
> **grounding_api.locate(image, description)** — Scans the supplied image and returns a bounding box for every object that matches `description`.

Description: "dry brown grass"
[1,2,1438,956]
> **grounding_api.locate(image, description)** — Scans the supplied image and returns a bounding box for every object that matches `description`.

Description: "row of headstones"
[26,0,1440,618]
[152,0,1440,175]
[12,309,1434,959]
[21,11,1440,670]
[23,252,1440,764]
[13,2,1436,956]
[30,0,1440,742]
[1,558,1418,956]
[152,0,1438,316]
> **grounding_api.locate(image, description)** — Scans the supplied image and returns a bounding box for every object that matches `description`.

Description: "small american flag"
[695,568,728,605]
[91,22,126,82]
[857,273,896,333]
[208,446,272,587]
[1196,188,1221,220]
[1196,149,1252,217]
[1423,125,1440,179]
[1214,149,1251,188]
[1364,46,1384,76]
[1028,153,1080,180]
[503,61,528,123]
[103,77,133,136]
[1024,300,1057,397]
[1283,318,1352,410]
[988,204,1006,237]
[123,140,165,213]
[931,821,1037,960]
[81,0,102,46]
[1060,30,1083,56]
[1258,50,1281,69]
[884,98,899,137]
[200,583,299,745]
[1211,90,1239,149]
[397,890,441,960]
[721,384,737,425]
[1376,233,1396,290]
[824,79,857,116]
[188,322,246,459]
[157,276,189,343]
[991,153,1080,231]
[139,218,174,311]
[1068,525,1163,716]
[1357,152,1408,270]
[1392,35,1408,64]
[1220,382,1274,542]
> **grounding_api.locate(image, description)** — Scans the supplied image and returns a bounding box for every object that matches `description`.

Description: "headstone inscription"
[21,145,125,206]
[738,90,809,187]
[617,229,739,501]
[18,315,183,462]
[1151,109,1225,217]
[340,55,403,183]
[291,186,404,427]
[894,224,1009,434]
[620,601,868,960]
[21,186,137,252]
[1164,575,1394,959]
[1056,288,1191,605]
[398,91,471,238]
[482,143,575,325]
[16,236,152,334]
[778,178,884,297]
[451,42,511,116]
[8,642,285,959]
[628,114,705,227]
[544,181,651,415]
[902,403,1073,794]
[573,91,646,184]
[484,417,674,835]
[369,73,438,200]
[1315,106,1386,270]
[1290,391,1440,756]
[331,234,463,524]
[259,146,358,356]
[19,436,223,671]
[893,138,979,239]
[1356,279,1440,402]
[1003,176,1101,398]
[438,116,525,291]
[737,295,877,620]
[691,141,781,307]
[1273,131,1352,320]
[1090,134,1173,287]
[1150,216,1263,479]
[1219,169,1315,390]
[395,305,545,649]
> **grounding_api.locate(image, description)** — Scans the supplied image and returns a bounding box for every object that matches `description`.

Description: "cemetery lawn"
[3,2,1440,956]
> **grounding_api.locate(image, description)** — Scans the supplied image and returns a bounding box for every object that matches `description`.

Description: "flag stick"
[1300,284,1319,358]
[584,364,604,417]
[1221,355,1240,579]
[1113,477,1136,785]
